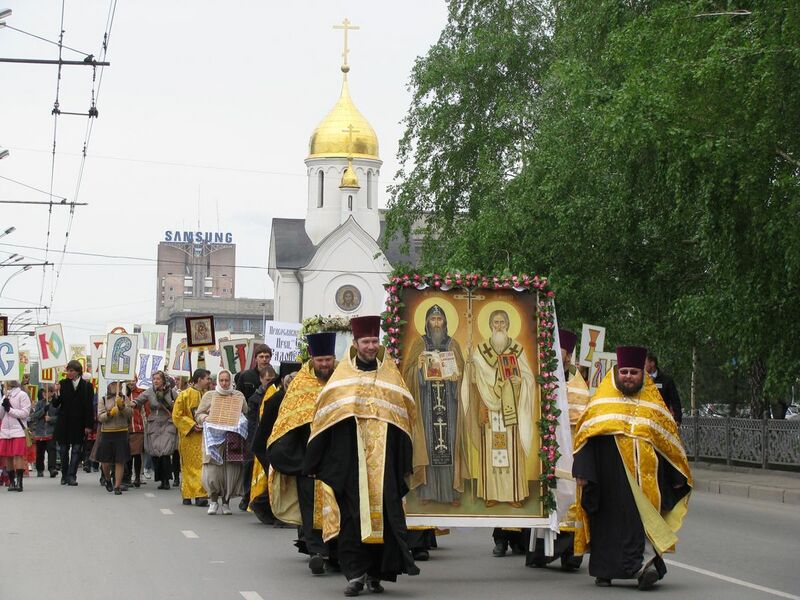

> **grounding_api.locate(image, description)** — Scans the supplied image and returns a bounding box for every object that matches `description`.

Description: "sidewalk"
[690,461,800,505]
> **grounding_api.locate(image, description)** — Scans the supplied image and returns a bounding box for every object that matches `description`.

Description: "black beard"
[614,373,644,396]
[314,367,332,382]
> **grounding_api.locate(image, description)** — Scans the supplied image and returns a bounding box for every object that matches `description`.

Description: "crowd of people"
[0,317,691,596]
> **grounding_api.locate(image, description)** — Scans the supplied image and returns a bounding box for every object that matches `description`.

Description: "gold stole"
[572,371,692,555]
[309,348,415,544]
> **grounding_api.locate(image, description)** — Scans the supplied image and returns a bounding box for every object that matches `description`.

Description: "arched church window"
[317,171,324,208]
[366,171,373,209]
[348,195,353,211]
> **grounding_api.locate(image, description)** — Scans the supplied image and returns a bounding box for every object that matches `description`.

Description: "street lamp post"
[0,264,31,297]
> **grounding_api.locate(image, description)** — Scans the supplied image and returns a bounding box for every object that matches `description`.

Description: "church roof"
[270,216,420,270]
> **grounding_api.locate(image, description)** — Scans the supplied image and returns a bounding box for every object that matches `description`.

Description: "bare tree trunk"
[748,358,767,418]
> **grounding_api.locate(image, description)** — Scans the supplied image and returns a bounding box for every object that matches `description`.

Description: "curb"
[694,478,800,505]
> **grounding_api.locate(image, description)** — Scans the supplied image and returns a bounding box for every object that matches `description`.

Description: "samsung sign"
[164,231,233,244]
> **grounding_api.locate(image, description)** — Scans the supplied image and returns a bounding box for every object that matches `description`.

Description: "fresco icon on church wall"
[335,284,362,312]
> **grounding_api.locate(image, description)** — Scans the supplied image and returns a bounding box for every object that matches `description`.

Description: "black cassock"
[269,421,331,557]
[572,435,689,580]
[250,386,286,522]
[303,408,419,581]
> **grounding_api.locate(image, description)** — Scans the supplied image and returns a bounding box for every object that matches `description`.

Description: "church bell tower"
[304,18,382,245]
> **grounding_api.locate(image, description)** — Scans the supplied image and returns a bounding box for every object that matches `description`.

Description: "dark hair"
[253,344,272,357]
[646,352,658,368]
[66,359,83,375]
[190,368,210,383]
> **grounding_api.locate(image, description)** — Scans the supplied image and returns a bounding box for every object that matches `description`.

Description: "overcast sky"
[0,1,448,351]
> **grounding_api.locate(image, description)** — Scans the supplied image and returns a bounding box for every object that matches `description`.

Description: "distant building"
[156,232,272,335]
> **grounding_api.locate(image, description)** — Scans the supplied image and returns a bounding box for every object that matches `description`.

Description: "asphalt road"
[3,473,799,600]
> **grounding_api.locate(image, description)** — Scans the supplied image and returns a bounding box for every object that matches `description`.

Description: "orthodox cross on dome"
[342,123,361,158]
[333,17,360,71]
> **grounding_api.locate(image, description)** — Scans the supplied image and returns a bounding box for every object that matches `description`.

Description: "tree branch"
[693,10,751,18]
[777,148,800,168]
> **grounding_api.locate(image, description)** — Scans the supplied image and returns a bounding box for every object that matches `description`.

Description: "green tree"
[388,0,800,416]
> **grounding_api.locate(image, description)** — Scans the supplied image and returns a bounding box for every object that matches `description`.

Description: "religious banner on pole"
[139,324,169,351]
[35,324,67,369]
[96,358,109,399]
[105,333,138,381]
[89,335,105,376]
[167,332,192,377]
[219,338,251,376]
[39,366,61,384]
[0,335,20,382]
[263,321,302,367]
[578,323,606,368]
[192,330,230,377]
[105,322,135,335]
[135,349,167,390]
[588,350,617,395]
[69,344,88,374]
[386,272,571,532]
[19,350,30,379]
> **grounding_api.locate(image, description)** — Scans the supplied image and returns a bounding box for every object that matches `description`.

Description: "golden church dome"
[308,71,380,160]
[340,160,360,188]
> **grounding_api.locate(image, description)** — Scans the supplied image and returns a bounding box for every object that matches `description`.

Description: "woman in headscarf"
[195,369,248,515]
[137,371,178,490]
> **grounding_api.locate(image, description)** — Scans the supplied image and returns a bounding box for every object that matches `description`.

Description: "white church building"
[268,42,417,322]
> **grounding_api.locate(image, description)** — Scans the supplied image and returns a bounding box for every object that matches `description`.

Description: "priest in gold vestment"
[268,333,337,575]
[171,369,210,506]
[303,316,419,597]
[573,346,692,590]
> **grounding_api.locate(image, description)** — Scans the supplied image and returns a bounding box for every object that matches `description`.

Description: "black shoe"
[114,487,122,495]
[67,478,78,486]
[344,581,364,597]
[119,484,129,492]
[105,478,113,493]
[173,475,180,486]
[7,473,17,491]
[15,471,23,492]
[37,471,44,478]
[561,554,583,571]
[182,499,192,506]
[492,541,508,557]
[595,577,612,587]
[133,478,141,488]
[309,554,325,575]
[367,579,384,594]
[194,497,209,507]
[60,476,67,485]
[412,549,429,561]
[637,565,659,591]
[83,465,92,473]
[238,498,249,512]
[157,481,170,490]
[49,470,58,478]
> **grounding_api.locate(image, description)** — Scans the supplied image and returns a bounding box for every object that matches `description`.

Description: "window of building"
[348,194,353,211]
[367,171,373,209]
[243,319,251,332]
[317,171,324,208]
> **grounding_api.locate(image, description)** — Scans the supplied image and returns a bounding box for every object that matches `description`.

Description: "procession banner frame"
[0,335,20,382]
[105,333,139,381]
[35,324,68,369]
[384,272,563,529]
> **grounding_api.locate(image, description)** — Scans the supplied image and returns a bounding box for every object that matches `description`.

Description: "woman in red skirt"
[1,380,32,492]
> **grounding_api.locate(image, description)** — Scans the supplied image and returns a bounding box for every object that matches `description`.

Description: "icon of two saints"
[402,303,536,511]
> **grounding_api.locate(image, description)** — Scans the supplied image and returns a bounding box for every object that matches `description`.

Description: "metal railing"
[680,416,800,470]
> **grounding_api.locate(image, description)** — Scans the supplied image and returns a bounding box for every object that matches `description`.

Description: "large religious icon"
[185,315,216,348]
[335,284,361,312]
[398,285,545,526]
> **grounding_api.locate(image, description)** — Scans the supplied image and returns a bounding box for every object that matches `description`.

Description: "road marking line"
[665,559,800,600]
[239,593,264,600]
[160,508,174,515]
[181,530,199,539]
[144,493,155,498]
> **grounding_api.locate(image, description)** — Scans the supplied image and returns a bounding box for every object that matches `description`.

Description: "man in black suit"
[645,352,683,425]
[234,343,277,510]
[51,360,95,485]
